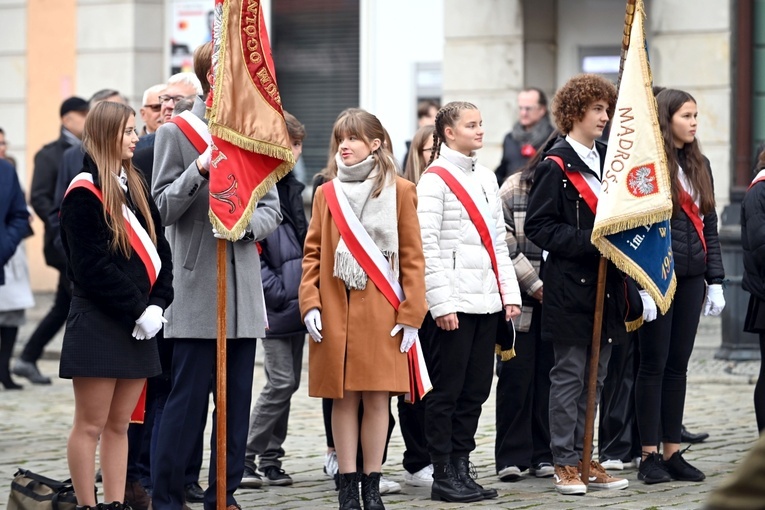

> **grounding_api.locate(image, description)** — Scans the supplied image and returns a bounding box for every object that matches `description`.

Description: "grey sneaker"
[12,360,51,385]
[262,466,293,486]
[240,466,263,488]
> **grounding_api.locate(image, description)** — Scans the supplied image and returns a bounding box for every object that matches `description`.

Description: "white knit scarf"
[333,154,398,290]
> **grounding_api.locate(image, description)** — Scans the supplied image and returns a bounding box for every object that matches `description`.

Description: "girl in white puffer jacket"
[416,101,521,503]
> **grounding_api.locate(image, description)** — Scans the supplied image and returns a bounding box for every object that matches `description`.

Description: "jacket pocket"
[182,220,204,270]
[562,269,597,314]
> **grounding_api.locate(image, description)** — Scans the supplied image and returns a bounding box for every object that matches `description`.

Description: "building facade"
[0,0,747,289]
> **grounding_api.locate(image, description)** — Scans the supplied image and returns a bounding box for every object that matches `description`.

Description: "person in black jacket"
[13,97,89,385]
[743,149,765,434]
[525,74,629,496]
[634,89,725,485]
[241,112,308,488]
[0,158,30,390]
[59,101,173,510]
[495,88,555,187]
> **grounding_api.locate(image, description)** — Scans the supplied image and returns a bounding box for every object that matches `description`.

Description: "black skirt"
[59,296,161,379]
[744,295,765,334]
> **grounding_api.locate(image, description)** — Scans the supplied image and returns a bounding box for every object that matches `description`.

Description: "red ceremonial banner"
[207,0,295,240]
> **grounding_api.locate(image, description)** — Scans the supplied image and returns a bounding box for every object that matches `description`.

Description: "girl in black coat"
[59,101,173,510]
[635,89,725,484]
[742,149,765,433]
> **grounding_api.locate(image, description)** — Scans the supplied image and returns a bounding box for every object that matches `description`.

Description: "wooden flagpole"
[581,0,637,486]
[216,238,227,510]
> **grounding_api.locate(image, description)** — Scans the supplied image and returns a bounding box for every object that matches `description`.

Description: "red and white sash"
[425,164,505,295]
[677,168,706,253]
[748,169,765,191]
[65,172,161,423]
[546,155,600,214]
[323,180,432,403]
[167,110,211,155]
[65,173,161,288]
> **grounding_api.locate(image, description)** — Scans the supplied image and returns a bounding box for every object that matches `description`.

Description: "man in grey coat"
[150,42,281,510]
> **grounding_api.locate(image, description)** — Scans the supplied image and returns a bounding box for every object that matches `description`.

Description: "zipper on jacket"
[481,186,489,203]
[576,200,580,230]
[452,249,457,269]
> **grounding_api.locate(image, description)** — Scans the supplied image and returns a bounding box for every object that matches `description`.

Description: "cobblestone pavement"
[0,295,761,509]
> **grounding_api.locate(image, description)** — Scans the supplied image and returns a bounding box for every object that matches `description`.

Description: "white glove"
[704,284,725,316]
[639,290,657,322]
[212,227,246,241]
[391,324,418,353]
[133,304,167,340]
[305,308,323,342]
[198,145,212,171]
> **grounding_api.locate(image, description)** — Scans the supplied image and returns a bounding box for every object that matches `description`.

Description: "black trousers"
[425,312,499,461]
[397,314,437,474]
[494,305,554,471]
[151,338,256,510]
[757,332,765,433]
[20,273,71,362]
[598,333,641,462]
[635,274,704,445]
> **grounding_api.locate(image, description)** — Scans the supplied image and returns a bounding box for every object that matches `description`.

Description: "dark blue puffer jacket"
[261,173,308,338]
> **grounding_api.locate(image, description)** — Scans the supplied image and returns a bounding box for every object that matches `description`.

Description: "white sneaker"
[498,465,522,482]
[378,475,401,495]
[323,451,338,478]
[404,464,433,487]
[529,462,555,478]
[600,459,624,470]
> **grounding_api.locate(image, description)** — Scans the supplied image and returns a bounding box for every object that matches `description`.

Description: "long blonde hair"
[331,109,397,198]
[403,124,435,184]
[83,101,157,256]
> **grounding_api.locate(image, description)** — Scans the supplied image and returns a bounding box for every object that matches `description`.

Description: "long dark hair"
[656,89,715,215]
[519,129,561,185]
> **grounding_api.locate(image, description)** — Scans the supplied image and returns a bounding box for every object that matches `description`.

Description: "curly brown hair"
[551,74,617,134]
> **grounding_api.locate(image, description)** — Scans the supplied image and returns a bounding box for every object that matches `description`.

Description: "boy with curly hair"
[524,74,630,496]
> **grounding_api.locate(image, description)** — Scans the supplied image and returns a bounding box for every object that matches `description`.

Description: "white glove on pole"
[135,304,167,340]
[391,324,418,353]
[704,284,726,316]
[212,227,246,241]
[639,290,658,322]
[305,308,323,342]
[198,145,212,171]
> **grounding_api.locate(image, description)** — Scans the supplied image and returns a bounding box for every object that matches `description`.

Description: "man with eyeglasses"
[495,88,555,186]
[159,72,202,124]
[141,84,166,136]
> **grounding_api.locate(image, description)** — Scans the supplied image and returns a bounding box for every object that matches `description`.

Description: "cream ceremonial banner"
[591,0,676,313]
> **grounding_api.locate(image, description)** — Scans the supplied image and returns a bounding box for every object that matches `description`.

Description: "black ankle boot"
[76,506,100,510]
[453,456,498,499]
[430,460,483,502]
[338,472,361,510]
[360,473,385,510]
[0,330,22,390]
[101,502,132,510]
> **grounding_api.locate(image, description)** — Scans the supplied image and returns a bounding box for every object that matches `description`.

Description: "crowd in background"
[2,38,765,510]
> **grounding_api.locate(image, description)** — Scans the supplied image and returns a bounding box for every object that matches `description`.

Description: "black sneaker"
[262,466,293,486]
[637,452,671,484]
[240,466,263,488]
[663,450,705,482]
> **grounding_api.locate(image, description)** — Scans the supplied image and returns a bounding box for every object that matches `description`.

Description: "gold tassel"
[495,344,516,362]
[625,316,644,332]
